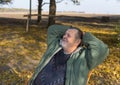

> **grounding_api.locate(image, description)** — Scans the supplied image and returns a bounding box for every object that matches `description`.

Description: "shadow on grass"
[0,14,120,28]
[93,33,118,47]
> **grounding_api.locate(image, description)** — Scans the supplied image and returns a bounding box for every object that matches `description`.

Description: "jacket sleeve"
[47,24,70,46]
[83,32,109,70]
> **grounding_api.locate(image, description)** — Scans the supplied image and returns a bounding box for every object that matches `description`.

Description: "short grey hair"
[69,27,83,40]
[69,26,83,46]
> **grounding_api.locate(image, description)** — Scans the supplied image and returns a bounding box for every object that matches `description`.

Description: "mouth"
[61,39,67,47]
[62,39,67,43]
[62,37,67,41]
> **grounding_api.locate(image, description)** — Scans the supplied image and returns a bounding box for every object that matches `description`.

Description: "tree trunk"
[37,0,43,24]
[48,0,56,26]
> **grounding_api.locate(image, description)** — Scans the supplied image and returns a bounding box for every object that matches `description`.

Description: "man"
[29,24,109,85]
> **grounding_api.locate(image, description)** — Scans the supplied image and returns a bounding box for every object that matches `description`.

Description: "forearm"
[47,25,70,45]
[83,32,109,70]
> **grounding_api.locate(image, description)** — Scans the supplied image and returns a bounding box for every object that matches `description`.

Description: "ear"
[75,39,81,45]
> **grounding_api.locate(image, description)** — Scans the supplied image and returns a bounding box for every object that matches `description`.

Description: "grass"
[0,20,120,85]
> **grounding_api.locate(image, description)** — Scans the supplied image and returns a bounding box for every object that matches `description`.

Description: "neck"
[63,46,78,54]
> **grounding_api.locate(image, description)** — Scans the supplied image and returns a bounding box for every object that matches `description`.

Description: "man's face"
[61,29,80,49]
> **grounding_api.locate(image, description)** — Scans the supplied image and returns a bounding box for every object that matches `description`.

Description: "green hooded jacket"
[28,25,109,85]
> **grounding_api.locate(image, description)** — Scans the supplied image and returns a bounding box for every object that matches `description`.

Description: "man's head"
[61,27,83,51]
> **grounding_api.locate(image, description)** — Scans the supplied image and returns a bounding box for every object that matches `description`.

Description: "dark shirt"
[33,49,71,85]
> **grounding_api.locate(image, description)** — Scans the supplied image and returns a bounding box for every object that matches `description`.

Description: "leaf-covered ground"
[0,16,120,85]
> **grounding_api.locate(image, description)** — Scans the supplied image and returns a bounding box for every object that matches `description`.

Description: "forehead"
[66,29,78,34]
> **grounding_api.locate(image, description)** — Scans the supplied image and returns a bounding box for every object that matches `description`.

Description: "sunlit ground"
[0,20,120,85]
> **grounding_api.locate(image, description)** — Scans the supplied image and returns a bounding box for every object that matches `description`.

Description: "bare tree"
[48,0,64,26]
[48,0,56,26]
[37,0,51,24]
[47,0,80,26]
[37,0,43,24]
[71,0,80,4]
[37,0,80,26]
[0,0,12,5]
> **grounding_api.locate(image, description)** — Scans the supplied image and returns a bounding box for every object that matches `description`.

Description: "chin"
[60,40,67,48]
[61,42,67,48]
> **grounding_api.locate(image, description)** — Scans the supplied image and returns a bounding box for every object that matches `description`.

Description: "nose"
[63,34,67,39]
